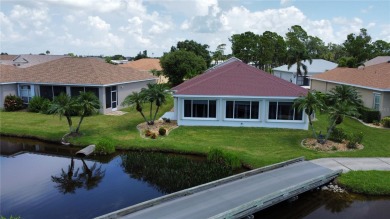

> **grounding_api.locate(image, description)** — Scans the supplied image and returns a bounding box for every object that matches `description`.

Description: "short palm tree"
[75,91,100,133]
[151,84,169,122]
[327,85,362,108]
[121,91,149,124]
[293,91,322,139]
[48,93,77,133]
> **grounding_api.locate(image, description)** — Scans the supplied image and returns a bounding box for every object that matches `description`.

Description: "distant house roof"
[0,65,24,84]
[363,56,390,67]
[311,62,390,91]
[121,58,162,71]
[173,58,308,97]
[272,59,338,74]
[0,54,68,68]
[1,57,157,86]
[0,55,18,61]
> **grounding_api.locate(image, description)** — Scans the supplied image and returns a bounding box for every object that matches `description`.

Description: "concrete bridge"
[96,157,342,219]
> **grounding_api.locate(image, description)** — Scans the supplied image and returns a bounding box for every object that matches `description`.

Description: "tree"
[174,40,212,67]
[134,50,148,61]
[371,40,390,58]
[343,28,372,65]
[326,85,362,121]
[160,50,207,86]
[111,54,126,60]
[285,25,312,76]
[293,91,323,139]
[48,93,77,134]
[212,43,226,65]
[306,36,327,59]
[230,31,259,65]
[75,91,100,133]
[121,91,149,124]
[46,50,50,55]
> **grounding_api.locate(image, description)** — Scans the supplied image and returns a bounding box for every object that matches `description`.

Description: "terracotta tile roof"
[1,57,157,85]
[311,62,390,90]
[120,58,162,71]
[173,59,308,97]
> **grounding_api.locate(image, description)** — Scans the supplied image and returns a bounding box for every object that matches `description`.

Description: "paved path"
[311,158,390,173]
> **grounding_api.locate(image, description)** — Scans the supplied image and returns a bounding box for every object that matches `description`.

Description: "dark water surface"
[1,136,389,219]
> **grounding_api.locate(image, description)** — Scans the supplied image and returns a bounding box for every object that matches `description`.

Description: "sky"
[0,0,389,57]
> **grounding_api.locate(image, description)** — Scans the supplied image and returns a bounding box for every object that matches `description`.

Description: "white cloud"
[280,0,293,6]
[45,0,124,13]
[87,16,111,31]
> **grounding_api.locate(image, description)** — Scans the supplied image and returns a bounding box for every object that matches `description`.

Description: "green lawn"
[1,99,389,168]
[338,171,390,195]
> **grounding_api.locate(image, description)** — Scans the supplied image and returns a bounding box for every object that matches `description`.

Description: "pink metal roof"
[173,59,308,97]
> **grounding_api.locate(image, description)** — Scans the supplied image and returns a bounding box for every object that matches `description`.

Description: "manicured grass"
[1,99,390,195]
[337,171,390,195]
[1,100,389,168]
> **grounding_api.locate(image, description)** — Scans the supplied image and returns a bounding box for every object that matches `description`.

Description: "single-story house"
[272,59,337,87]
[0,57,157,114]
[0,54,68,68]
[363,56,390,67]
[171,58,309,130]
[311,61,390,119]
[121,58,168,84]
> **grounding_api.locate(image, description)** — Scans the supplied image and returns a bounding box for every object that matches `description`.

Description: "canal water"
[1,137,389,219]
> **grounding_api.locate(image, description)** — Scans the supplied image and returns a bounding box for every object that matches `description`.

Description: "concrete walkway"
[311,158,390,173]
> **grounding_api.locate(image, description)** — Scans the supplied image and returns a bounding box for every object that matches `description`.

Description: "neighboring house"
[311,61,390,119]
[272,59,337,87]
[121,58,168,84]
[363,56,390,67]
[0,57,157,114]
[171,58,309,130]
[0,54,68,68]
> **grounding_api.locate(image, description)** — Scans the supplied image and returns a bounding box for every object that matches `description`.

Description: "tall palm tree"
[48,93,77,133]
[293,91,322,139]
[141,83,157,123]
[286,50,312,77]
[151,84,170,122]
[121,91,149,124]
[75,91,100,133]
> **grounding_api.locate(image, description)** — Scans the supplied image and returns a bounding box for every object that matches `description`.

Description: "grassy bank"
[338,171,390,195]
[1,99,390,194]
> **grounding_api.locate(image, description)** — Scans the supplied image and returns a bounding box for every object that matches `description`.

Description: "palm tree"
[48,93,77,133]
[79,159,105,190]
[75,91,100,133]
[327,85,363,108]
[151,84,170,122]
[293,91,322,139]
[324,101,359,142]
[286,50,312,77]
[142,83,157,124]
[121,91,149,124]
[51,157,83,194]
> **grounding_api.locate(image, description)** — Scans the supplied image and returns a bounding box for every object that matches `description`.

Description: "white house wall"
[174,97,309,130]
[0,84,18,108]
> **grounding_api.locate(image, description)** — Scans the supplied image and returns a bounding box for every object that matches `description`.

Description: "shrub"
[359,107,380,123]
[381,117,390,128]
[95,138,116,154]
[3,95,24,112]
[162,118,171,123]
[28,96,51,113]
[151,133,157,139]
[347,132,364,149]
[207,148,241,170]
[329,127,346,143]
[158,127,167,136]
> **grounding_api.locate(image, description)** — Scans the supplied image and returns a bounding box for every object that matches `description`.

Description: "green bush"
[329,127,347,143]
[3,95,24,112]
[28,96,51,113]
[359,107,380,123]
[158,127,167,136]
[381,117,390,128]
[95,138,116,154]
[207,148,241,170]
[347,132,364,149]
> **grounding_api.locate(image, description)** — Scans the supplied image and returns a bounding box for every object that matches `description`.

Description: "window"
[39,85,66,100]
[20,85,32,103]
[71,87,99,98]
[184,100,216,118]
[373,93,381,110]
[226,101,259,119]
[268,101,303,121]
[297,76,309,86]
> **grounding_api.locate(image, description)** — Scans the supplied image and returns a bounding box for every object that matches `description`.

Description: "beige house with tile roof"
[0,57,157,114]
[120,58,168,84]
[311,61,390,119]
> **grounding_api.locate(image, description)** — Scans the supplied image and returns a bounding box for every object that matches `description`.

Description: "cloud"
[45,0,124,13]
[87,16,111,31]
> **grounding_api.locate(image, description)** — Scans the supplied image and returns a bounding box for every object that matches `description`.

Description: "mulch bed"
[302,138,364,152]
[136,120,178,138]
